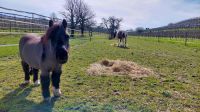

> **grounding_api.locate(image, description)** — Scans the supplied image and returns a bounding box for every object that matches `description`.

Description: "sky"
[0,0,200,30]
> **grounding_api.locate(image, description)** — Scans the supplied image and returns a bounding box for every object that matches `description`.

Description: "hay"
[87,59,153,78]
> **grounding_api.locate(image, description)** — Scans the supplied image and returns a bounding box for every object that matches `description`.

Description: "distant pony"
[115,30,128,47]
[19,19,70,101]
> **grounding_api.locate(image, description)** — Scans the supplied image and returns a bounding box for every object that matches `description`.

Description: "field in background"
[0,35,199,112]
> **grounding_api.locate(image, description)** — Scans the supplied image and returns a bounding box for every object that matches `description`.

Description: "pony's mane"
[42,24,60,44]
[41,24,60,61]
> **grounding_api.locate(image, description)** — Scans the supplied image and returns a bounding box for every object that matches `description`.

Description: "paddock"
[0,35,199,112]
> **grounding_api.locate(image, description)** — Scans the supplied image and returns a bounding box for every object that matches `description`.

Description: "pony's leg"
[117,39,119,47]
[21,61,30,86]
[123,38,125,47]
[52,69,62,97]
[33,68,40,86]
[118,39,121,47]
[122,39,124,47]
[29,67,33,75]
[125,37,127,47]
[120,38,124,47]
[40,71,50,101]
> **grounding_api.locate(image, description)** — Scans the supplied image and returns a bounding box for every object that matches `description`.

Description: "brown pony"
[19,19,70,101]
[115,30,128,47]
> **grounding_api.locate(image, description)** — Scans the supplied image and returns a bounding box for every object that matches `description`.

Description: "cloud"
[0,0,199,29]
[85,0,200,29]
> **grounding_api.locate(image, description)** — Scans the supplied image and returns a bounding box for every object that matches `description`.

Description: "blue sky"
[0,0,200,30]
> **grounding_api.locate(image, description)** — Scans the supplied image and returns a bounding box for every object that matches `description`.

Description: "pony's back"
[19,34,43,68]
[117,31,127,39]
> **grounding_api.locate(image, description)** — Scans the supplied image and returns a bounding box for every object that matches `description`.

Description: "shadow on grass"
[117,46,130,49]
[0,85,58,112]
[70,37,90,40]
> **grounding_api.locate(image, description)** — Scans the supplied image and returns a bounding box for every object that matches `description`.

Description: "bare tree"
[86,19,96,28]
[76,0,95,36]
[102,16,123,39]
[92,23,107,33]
[61,0,95,37]
[61,0,80,37]
[85,19,96,37]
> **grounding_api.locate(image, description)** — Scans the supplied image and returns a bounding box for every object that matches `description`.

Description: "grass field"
[0,35,199,112]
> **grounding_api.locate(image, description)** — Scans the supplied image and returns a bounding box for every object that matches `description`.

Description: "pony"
[19,19,70,101]
[114,30,128,47]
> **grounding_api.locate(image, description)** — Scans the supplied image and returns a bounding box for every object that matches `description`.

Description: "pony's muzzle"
[56,46,68,64]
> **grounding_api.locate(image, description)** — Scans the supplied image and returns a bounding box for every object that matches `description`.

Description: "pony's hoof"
[34,80,40,86]
[52,87,61,97]
[43,97,51,103]
[19,80,30,88]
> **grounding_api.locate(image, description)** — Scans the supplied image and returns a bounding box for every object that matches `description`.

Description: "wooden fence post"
[9,21,11,34]
[185,32,188,46]
[31,14,34,33]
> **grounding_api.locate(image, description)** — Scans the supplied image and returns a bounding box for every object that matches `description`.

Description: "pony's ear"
[62,19,67,29]
[49,20,54,27]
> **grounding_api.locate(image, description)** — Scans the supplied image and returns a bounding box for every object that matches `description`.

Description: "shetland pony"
[19,19,70,101]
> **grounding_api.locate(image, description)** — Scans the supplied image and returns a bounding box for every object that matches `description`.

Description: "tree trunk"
[80,21,84,37]
[69,12,75,37]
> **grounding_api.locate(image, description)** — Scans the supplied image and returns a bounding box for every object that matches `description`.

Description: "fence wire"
[0,6,105,38]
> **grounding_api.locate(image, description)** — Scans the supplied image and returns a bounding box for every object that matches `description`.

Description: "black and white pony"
[114,30,128,47]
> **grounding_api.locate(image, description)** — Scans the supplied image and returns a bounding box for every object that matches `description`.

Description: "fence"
[0,6,50,33]
[130,29,200,39]
[128,17,200,45]
[0,6,105,38]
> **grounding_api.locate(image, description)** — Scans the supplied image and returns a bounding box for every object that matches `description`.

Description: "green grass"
[0,36,199,112]
[0,34,22,45]
[137,36,200,47]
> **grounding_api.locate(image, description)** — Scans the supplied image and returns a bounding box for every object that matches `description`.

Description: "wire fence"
[127,17,200,46]
[129,17,200,38]
[0,6,106,38]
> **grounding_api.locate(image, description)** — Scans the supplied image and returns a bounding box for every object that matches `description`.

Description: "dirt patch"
[87,59,153,78]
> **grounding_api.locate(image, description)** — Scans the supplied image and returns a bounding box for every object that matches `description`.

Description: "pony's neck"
[41,35,48,44]
[41,35,55,53]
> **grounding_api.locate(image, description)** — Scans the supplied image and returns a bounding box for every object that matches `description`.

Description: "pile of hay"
[87,59,153,78]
